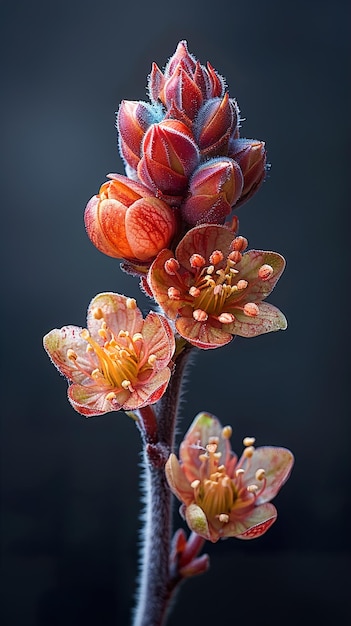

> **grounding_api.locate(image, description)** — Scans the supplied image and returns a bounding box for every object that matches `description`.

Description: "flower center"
[76,310,156,393]
[191,440,236,521]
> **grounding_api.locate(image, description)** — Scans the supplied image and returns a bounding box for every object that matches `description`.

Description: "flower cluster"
[43,41,293,553]
[84,40,266,268]
[166,412,294,542]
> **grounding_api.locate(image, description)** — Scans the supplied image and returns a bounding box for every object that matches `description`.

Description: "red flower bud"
[137,120,199,203]
[117,100,163,173]
[193,94,238,157]
[163,64,204,121]
[84,174,177,262]
[181,157,243,225]
[229,138,267,206]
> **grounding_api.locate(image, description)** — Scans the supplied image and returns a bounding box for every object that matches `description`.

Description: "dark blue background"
[1,0,350,624]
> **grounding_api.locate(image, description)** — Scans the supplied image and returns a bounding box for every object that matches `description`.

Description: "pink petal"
[68,383,128,416]
[165,453,194,505]
[176,224,234,270]
[123,368,171,410]
[223,503,277,539]
[225,302,287,337]
[141,312,175,369]
[234,250,286,301]
[43,326,96,384]
[176,316,232,349]
[241,446,294,505]
[87,292,143,339]
[148,249,189,320]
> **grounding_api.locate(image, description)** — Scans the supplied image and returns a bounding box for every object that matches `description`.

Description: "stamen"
[67,349,77,361]
[193,309,208,322]
[218,312,235,324]
[148,354,157,366]
[98,328,108,340]
[243,302,259,317]
[106,392,117,401]
[93,307,104,320]
[168,287,181,300]
[243,437,256,447]
[213,284,223,296]
[232,236,248,252]
[237,279,248,290]
[126,298,136,310]
[209,250,224,265]
[91,369,101,379]
[236,468,245,478]
[206,265,215,275]
[191,479,200,489]
[247,484,259,493]
[164,257,180,274]
[228,250,242,263]
[243,446,255,458]
[222,425,232,439]
[189,286,201,297]
[190,254,206,268]
[258,264,274,280]
[255,469,265,481]
[122,379,133,391]
[218,513,229,523]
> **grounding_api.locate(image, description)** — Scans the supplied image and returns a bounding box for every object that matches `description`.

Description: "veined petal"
[87,293,143,340]
[123,368,171,410]
[235,250,286,301]
[224,503,277,539]
[68,383,128,416]
[242,446,294,505]
[141,312,175,369]
[175,317,232,349]
[176,224,233,271]
[225,302,287,337]
[43,326,95,384]
[148,249,189,320]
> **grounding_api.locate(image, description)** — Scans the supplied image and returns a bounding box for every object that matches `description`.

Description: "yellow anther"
[132,333,143,342]
[247,484,259,493]
[93,307,104,320]
[222,425,232,439]
[237,279,248,290]
[244,446,255,458]
[193,309,208,322]
[91,369,101,379]
[118,330,129,338]
[255,468,265,481]
[243,437,256,447]
[206,443,218,454]
[106,392,117,401]
[218,513,229,523]
[236,468,245,477]
[206,265,215,275]
[67,349,77,361]
[148,354,157,366]
[191,479,200,489]
[98,328,108,339]
[126,298,137,309]
[81,329,90,340]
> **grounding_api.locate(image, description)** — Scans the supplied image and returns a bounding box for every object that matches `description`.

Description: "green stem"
[132,346,193,626]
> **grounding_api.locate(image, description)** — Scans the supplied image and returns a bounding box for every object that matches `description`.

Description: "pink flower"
[43,293,175,416]
[166,412,294,542]
[147,224,287,349]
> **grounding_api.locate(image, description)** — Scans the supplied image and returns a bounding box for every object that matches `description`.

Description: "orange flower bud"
[137,120,199,203]
[194,94,238,157]
[229,138,267,206]
[181,157,243,225]
[117,100,163,173]
[84,174,177,262]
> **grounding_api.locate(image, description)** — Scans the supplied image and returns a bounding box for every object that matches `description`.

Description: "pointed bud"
[117,100,163,173]
[137,119,199,203]
[181,157,243,225]
[193,94,237,157]
[148,40,196,104]
[163,64,204,121]
[229,138,267,206]
[84,174,177,262]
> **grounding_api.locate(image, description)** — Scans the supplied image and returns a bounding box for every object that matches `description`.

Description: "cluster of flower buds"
[84,41,267,266]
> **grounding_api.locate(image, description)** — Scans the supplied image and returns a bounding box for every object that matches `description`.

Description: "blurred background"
[1,0,350,624]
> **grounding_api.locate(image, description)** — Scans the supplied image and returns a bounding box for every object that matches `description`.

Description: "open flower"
[166,412,294,542]
[147,224,287,349]
[43,293,175,416]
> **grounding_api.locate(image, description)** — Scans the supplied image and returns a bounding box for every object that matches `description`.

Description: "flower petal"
[123,368,171,410]
[175,316,232,349]
[176,224,234,270]
[148,249,189,320]
[242,446,294,505]
[68,383,128,416]
[234,250,286,301]
[225,302,287,337]
[224,503,277,539]
[141,312,175,369]
[165,453,194,505]
[87,293,143,339]
[43,326,95,384]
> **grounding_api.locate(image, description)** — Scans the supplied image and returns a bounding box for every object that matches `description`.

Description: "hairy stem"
[132,346,193,626]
